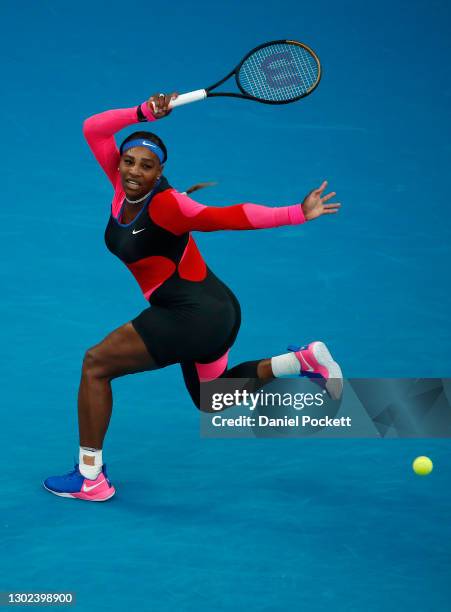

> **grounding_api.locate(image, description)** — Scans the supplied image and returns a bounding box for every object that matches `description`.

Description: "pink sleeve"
[150,190,306,235]
[242,202,306,227]
[82,103,156,185]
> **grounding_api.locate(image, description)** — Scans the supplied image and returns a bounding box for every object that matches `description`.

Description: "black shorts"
[132,268,241,367]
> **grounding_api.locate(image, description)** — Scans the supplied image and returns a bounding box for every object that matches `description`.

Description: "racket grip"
[169,89,207,108]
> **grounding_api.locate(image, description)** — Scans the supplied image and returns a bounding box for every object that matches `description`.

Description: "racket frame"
[207,39,322,104]
[168,39,322,108]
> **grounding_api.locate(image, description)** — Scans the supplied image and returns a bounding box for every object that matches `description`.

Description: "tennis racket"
[169,39,321,108]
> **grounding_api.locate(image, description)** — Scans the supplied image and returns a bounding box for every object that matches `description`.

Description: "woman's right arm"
[82,102,156,185]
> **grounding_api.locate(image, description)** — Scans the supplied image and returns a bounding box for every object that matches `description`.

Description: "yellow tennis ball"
[412,456,433,476]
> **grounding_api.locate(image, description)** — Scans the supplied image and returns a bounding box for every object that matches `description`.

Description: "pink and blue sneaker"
[288,341,343,400]
[43,464,115,502]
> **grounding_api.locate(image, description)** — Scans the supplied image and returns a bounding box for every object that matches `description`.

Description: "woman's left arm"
[150,181,340,235]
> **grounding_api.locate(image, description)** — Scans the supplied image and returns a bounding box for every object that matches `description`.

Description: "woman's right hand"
[147,92,178,119]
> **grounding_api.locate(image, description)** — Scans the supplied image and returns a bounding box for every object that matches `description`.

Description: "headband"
[121,138,166,163]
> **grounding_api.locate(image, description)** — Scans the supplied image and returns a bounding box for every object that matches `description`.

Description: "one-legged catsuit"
[83,101,306,408]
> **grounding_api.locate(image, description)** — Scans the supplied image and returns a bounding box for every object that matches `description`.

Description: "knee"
[82,347,109,380]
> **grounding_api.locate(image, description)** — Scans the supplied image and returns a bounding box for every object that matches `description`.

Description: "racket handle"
[169,89,207,108]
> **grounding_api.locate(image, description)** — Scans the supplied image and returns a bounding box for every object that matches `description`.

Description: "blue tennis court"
[1,0,451,609]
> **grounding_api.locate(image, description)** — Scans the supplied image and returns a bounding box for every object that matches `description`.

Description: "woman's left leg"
[43,320,162,501]
[78,321,159,450]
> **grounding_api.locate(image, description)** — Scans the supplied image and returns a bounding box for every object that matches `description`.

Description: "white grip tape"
[169,89,207,108]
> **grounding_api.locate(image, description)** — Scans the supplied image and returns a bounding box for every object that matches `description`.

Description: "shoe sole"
[43,483,116,502]
[311,341,343,400]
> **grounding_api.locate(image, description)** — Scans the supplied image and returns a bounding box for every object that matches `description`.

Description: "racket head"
[234,40,321,104]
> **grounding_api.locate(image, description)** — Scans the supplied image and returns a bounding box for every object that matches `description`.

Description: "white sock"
[79,447,103,480]
[271,352,301,377]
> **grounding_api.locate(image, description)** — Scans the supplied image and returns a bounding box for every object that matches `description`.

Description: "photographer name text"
[211,415,352,428]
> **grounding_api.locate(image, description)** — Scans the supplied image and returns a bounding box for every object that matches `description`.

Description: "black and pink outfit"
[83,102,306,407]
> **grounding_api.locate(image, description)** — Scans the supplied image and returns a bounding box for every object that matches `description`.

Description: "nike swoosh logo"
[298,352,314,372]
[132,228,146,235]
[143,141,154,147]
[82,479,106,492]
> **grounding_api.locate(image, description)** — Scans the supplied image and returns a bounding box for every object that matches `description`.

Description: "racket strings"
[238,42,319,102]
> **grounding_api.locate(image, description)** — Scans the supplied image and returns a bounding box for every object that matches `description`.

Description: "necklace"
[125,189,154,205]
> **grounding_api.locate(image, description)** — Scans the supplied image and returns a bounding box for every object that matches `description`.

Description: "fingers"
[321,191,336,203]
[164,92,178,108]
[156,93,166,115]
[323,203,341,214]
[149,92,179,117]
[148,93,162,115]
[315,180,328,194]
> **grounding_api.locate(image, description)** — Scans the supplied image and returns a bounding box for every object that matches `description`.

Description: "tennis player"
[43,92,342,501]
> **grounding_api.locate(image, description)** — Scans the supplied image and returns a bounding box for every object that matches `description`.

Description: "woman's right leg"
[181,358,275,411]
[181,344,343,411]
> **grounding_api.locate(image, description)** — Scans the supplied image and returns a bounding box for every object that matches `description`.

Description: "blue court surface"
[1,0,451,610]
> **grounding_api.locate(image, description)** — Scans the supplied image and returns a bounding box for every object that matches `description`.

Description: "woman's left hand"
[301,180,341,221]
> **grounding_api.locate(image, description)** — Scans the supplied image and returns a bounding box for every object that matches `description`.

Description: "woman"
[43,93,342,502]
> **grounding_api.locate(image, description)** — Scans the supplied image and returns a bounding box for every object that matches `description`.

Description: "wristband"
[139,101,156,122]
[137,105,147,122]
